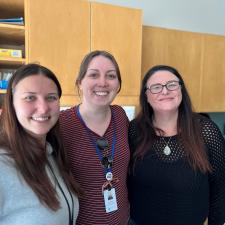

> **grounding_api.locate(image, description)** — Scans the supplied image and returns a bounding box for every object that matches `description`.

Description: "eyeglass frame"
[146,80,182,94]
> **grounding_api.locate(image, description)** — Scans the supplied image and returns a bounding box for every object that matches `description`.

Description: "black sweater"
[128,117,225,225]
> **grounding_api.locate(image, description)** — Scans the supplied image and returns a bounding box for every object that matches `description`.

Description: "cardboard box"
[0,48,22,58]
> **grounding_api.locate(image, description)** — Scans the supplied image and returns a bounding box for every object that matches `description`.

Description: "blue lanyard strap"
[76,106,116,174]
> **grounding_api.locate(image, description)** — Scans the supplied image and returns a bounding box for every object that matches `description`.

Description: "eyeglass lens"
[148,81,180,94]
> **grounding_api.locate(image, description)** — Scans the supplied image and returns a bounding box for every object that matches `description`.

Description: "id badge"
[103,188,118,213]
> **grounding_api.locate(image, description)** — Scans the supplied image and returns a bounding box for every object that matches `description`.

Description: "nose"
[161,85,169,94]
[98,75,108,86]
[36,99,49,114]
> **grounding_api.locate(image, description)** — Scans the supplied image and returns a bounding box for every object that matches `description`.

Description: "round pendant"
[106,172,113,181]
[163,145,171,156]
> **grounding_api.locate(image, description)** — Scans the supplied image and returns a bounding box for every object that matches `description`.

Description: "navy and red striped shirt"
[60,105,130,225]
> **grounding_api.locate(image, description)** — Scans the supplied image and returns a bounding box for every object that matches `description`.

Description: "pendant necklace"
[161,137,172,156]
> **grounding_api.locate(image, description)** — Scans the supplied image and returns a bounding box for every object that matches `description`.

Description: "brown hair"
[134,65,211,173]
[76,50,122,94]
[0,63,81,210]
[0,93,5,108]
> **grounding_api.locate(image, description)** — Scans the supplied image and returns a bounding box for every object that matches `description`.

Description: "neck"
[79,103,111,136]
[153,111,178,136]
[79,103,111,121]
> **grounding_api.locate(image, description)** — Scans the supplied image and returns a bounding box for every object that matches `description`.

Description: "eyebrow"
[21,92,58,95]
[150,80,179,85]
[87,69,116,72]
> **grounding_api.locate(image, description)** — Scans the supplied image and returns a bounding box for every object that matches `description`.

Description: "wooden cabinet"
[25,0,90,106]
[142,26,203,111]
[200,34,225,112]
[0,0,142,106]
[142,26,225,112]
[90,2,142,106]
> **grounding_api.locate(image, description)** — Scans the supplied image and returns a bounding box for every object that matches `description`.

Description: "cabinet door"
[25,0,90,106]
[142,26,203,111]
[90,2,142,106]
[200,34,225,112]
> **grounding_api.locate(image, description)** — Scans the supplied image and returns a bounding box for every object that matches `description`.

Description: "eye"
[106,73,117,80]
[167,81,179,89]
[151,84,162,90]
[24,95,36,102]
[46,95,59,101]
[87,72,99,79]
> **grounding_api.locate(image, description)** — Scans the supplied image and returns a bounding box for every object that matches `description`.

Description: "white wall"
[90,0,225,36]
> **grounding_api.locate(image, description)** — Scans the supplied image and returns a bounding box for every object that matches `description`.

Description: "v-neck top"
[59,105,130,225]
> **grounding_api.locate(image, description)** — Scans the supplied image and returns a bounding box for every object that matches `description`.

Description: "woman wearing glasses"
[128,65,225,225]
[60,50,130,225]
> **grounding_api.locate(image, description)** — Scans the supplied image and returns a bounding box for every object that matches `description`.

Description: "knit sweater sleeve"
[201,118,225,225]
[128,119,138,155]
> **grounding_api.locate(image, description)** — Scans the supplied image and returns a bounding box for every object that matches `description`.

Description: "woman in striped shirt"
[60,50,131,225]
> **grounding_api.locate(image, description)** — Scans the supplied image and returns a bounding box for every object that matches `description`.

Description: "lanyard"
[48,161,74,225]
[76,105,116,175]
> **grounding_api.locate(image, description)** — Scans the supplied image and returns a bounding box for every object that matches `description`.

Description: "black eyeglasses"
[146,80,181,94]
[96,138,113,169]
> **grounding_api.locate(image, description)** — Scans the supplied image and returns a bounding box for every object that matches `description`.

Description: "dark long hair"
[76,50,122,94]
[134,65,211,173]
[0,63,81,210]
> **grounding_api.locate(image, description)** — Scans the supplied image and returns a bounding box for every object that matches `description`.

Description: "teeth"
[32,116,49,121]
[95,91,108,96]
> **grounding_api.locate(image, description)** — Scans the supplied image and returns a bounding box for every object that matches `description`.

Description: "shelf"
[0,0,24,18]
[0,89,7,94]
[0,23,25,45]
[0,57,26,66]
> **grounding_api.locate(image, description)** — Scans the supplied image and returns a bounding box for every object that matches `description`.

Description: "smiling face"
[78,55,120,108]
[13,74,60,142]
[146,70,182,114]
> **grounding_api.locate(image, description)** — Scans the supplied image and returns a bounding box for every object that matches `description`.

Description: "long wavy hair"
[0,63,81,210]
[134,65,211,173]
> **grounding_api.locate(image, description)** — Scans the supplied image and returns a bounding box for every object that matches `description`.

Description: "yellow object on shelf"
[0,48,22,58]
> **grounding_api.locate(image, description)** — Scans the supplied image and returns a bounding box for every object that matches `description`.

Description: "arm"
[201,119,225,225]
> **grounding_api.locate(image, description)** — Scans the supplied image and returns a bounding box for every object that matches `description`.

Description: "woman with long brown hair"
[0,63,80,225]
[128,65,225,225]
[60,50,130,225]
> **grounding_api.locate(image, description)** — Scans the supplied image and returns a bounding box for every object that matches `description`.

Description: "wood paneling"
[142,26,204,111]
[26,0,90,97]
[91,2,142,106]
[200,34,225,112]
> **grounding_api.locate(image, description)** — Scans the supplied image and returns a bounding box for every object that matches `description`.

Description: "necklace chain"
[161,137,172,156]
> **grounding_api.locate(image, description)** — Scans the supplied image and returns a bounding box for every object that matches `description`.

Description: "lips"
[159,97,173,101]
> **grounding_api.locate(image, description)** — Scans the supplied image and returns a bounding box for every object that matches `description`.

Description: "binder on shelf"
[0,48,22,58]
[0,17,24,25]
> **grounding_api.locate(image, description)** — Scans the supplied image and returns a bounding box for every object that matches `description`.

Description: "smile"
[94,91,108,96]
[32,116,49,121]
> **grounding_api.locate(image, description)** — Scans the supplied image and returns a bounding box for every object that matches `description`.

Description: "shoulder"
[60,106,76,121]
[59,106,78,132]
[0,150,17,201]
[196,114,224,141]
[111,105,126,115]
[0,148,14,168]
[111,105,129,123]
[129,118,138,133]
[128,119,138,141]
[0,148,15,173]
